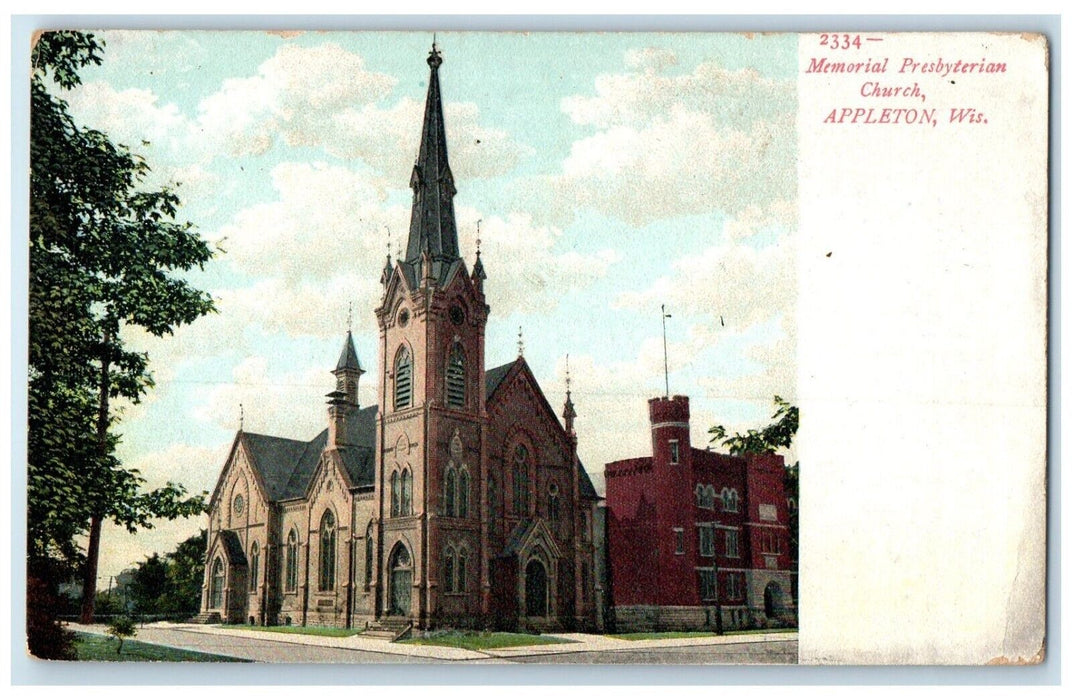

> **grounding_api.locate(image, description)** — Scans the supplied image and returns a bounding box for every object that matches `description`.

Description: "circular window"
[233,494,245,516]
[449,305,465,326]
[398,308,410,327]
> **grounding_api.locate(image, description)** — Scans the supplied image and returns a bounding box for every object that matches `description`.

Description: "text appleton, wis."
[807,55,1006,127]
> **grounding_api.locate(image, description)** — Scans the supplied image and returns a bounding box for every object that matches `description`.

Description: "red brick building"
[605,395,796,632]
[198,44,599,632]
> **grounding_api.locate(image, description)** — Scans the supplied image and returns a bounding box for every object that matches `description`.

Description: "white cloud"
[455,207,620,316]
[196,42,397,158]
[544,50,795,227]
[191,355,363,440]
[616,235,796,332]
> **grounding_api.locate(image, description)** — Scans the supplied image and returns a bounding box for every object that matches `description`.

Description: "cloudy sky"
[51,30,797,581]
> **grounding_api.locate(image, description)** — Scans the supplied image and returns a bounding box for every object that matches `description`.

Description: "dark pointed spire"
[336,330,364,374]
[472,223,487,283]
[405,39,460,269]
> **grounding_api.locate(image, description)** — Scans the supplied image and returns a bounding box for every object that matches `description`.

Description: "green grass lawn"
[223,624,363,638]
[74,632,248,662]
[610,628,798,641]
[401,631,572,650]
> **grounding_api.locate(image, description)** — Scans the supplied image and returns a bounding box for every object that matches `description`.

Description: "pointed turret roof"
[403,41,461,286]
[335,331,364,373]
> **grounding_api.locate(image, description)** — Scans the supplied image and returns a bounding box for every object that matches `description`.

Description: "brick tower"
[373,41,490,627]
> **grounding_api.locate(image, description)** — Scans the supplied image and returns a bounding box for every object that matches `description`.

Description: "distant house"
[604,395,796,632]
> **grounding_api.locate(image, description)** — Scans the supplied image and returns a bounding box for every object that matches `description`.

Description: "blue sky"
[53,30,798,579]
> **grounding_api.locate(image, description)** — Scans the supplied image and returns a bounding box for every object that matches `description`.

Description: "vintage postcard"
[22,28,1048,669]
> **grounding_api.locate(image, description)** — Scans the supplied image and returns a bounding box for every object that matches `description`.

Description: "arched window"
[446,343,466,408]
[364,522,374,588]
[548,482,560,524]
[285,530,298,592]
[722,488,739,513]
[444,466,457,516]
[513,444,529,515]
[705,485,717,509]
[394,346,413,410]
[695,484,705,508]
[402,469,413,515]
[209,557,224,609]
[249,542,260,591]
[390,471,400,517]
[319,511,336,591]
[457,548,468,593]
[458,468,470,519]
[443,546,456,593]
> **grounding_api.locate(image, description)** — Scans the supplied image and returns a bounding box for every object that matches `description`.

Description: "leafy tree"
[28,30,216,629]
[125,530,207,619]
[107,616,137,655]
[708,395,799,456]
[709,395,800,569]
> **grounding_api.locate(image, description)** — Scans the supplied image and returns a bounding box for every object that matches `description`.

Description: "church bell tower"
[373,42,490,626]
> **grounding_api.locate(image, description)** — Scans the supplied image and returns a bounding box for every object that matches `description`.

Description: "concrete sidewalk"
[67,622,797,663]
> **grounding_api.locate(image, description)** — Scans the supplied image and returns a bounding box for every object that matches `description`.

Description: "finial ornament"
[386,225,392,262]
[476,219,483,256]
[239,403,244,431]
[565,353,572,395]
[347,301,353,332]
[517,326,525,358]
[428,37,443,69]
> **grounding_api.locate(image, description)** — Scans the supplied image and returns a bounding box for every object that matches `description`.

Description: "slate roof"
[218,529,247,566]
[243,404,378,501]
[336,331,363,372]
[404,43,461,270]
[500,518,537,557]
[484,361,514,400]
[239,359,598,504]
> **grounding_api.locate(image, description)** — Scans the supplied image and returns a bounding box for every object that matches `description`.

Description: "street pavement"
[66,622,798,665]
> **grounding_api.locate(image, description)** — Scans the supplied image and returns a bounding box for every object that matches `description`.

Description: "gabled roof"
[484,361,515,400]
[485,357,600,501]
[238,360,597,505]
[243,404,379,501]
[500,518,563,559]
[215,530,247,567]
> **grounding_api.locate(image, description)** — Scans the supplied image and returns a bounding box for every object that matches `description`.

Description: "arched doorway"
[764,581,785,619]
[209,557,224,609]
[525,558,548,617]
[388,544,412,617]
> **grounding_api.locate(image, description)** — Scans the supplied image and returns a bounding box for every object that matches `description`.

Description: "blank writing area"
[796,33,1048,664]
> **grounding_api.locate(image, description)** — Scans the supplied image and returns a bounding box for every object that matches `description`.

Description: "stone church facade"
[198,44,600,632]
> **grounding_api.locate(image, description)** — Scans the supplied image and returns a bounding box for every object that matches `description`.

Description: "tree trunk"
[80,327,112,624]
[79,514,103,623]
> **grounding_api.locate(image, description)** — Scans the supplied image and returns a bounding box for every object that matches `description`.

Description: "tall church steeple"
[405,40,460,271]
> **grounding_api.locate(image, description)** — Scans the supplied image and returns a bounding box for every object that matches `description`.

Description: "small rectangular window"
[699,570,718,600]
[726,530,739,558]
[673,527,685,554]
[698,525,714,557]
[669,440,680,465]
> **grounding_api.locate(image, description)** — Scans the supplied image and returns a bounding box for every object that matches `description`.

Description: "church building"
[198,44,600,632]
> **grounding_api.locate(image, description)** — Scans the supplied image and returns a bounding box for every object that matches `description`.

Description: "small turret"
[328,331,363,447]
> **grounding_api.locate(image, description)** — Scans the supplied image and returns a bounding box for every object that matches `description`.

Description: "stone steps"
[188,611,222,625]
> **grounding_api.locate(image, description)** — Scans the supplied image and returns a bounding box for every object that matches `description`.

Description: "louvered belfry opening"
[446,343,466,408]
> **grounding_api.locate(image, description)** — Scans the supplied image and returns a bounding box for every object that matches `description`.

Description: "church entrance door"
[525,559,548,617]
[388,544,412,616]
